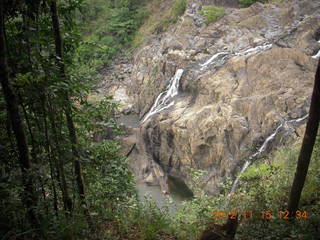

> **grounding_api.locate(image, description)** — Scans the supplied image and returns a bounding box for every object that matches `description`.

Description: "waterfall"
[200,52,229,70]
[251,123,283,158]
[228,160,251,197]
[227,114,309,200]
[200,43,272,71]
[312,49,320,59]
[142,43,273,124]
[141,69,184,123]
[235,43,273,57]
[287,114,308,123]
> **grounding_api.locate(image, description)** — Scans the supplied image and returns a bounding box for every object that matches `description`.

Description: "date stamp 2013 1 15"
[211,209,309,220]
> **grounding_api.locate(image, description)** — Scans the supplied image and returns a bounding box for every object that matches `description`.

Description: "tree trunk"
[0,0,38,226]
[41,94,59,216]
[48,101,73,214]
[65,104,88,209]
[19,95,48,205]
[50,0,90,221]
[288,58,320,216]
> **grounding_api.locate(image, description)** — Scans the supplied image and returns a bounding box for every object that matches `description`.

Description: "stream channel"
[117,114,193,212]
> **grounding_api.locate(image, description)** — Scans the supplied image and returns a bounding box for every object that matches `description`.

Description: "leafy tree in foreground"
[0,0,39,228]
[50,0,91,225]
[0,0,140,238]
[288,58,320,216]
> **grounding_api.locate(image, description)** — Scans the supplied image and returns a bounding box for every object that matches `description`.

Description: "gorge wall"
[99,0,320,194]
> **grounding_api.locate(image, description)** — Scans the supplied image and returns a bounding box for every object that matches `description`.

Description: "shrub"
[171,0,187,17]
[132,0,187,47]
[231,141,320,240]
[114,196,172,240]
[239,0,268,7]
[199,5,225,25]
[170,168,230,240]
[78,0,149,70]
[154,0,187,33]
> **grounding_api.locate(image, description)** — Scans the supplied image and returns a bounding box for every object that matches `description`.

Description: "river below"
[136,175,193,213]
[117,113,193,212]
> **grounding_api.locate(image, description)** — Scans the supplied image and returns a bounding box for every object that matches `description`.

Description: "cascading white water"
[142,43,274,124]
[312,49,320,59]
[287,114,308,124]
[141,69,184,123]
[200,52,229,70]
[235,43,273,57]
[228,160,251,197]
[227,114,309,199]
[200,43,272,71]
[251,123,283,158]
[312,38,320,58]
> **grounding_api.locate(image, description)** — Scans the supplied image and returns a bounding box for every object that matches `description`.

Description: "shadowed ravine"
[118,114,193,210]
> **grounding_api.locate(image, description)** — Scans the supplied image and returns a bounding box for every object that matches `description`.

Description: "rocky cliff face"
[99,0,320,194]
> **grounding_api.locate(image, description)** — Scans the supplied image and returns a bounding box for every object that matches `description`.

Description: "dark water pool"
[136,175,193,213]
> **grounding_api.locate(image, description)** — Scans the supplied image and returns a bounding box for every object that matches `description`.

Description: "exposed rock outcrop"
[101,0,320,194]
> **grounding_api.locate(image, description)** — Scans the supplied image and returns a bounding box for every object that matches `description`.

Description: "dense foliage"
[232,138,320,239]
[239,0,268,7]
[0,0,137,239]
[77,0,148,71]
[239,0,285,7]
[158,137,320,240]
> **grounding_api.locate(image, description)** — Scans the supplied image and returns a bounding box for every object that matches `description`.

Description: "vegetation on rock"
[199,5,225,24]
[77,0,148,70]
[151,0,187,34]
[239,0,286,7]
[239,0,268,7]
